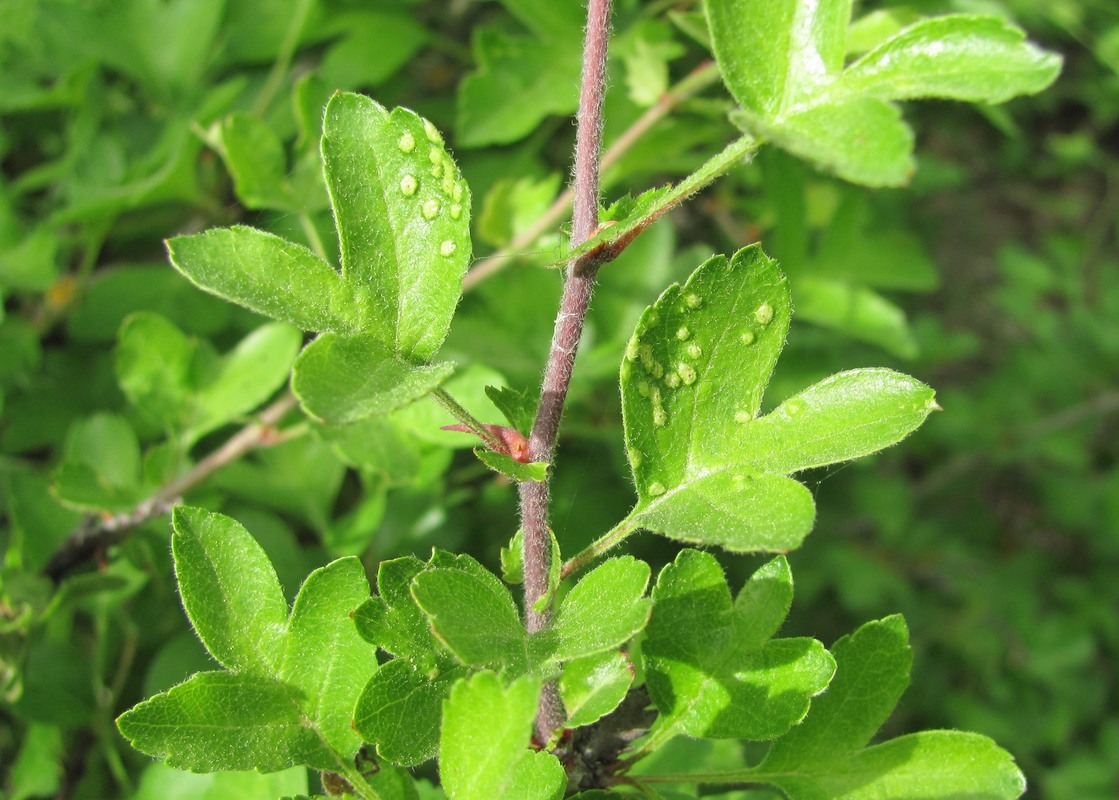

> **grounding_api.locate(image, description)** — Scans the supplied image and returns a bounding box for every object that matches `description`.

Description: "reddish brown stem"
[519,0,613,744]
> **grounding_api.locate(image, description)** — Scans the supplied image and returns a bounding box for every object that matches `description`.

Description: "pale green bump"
[740,329,756,345]
[734,410,752,424]
[400,175,418,197]
[675,326,690,341]
[677,362,697,386]
[637,380,651,397]
[648,482,666,497]
[422,199,441,220]
[665,372,681,389]
[423,118,443,145]
[398,132,416,153]
[450,203,463,220]
[439,240,457,257]
[686,343,702,359]
[652,387,667,427]
[785,399,804,417]
[684,293,702,309]
[755,303,773,325]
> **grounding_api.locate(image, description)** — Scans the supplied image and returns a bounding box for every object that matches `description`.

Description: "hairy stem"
[519,0,613,743]
[43,392,300,582]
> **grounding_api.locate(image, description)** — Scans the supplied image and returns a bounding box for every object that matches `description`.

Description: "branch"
[519,0,613,743]
[43,392,300,583]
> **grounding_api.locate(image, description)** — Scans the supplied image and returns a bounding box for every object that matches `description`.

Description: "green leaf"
[707,6,1061,187]
[836,15,1062,105]
[171,506,288,676]
[791,279,918,359]
[456,26,581,147]
[631,473,816,552]
[760,616,911,769]
[168,226,362,333]
[440,672,565,800]
[7,724,63,800]
[52,413,144,512]
[321,92,471,360]
[67,265,234,342]
[279,557,375,760]
[411,562,528,670]
[734,97,915,187]
[193,321,301,435]
[115,312,198,426]
[0,226,59,292]
[622,246,936,552]
[117,312,301,442]
[219,112,293,211]
[559,650,634,728]
[354,557,443,664]
[292,332,455,424]
[499,529,560,597]
[534,557,651,663]
[485,384,538,435]
[354,658,468,767]
[704,0,852,120]
[714,369,937,476]
[473,449,548,483]
[318,11,429,90]
[116,671,331,772]
[752,617,1026,799]
[643,550,834,741]
[133,763,308,800]
[3,471,102,572]
[621,247,804,551]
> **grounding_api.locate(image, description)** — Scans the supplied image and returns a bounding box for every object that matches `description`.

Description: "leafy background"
[0,0,1116,798]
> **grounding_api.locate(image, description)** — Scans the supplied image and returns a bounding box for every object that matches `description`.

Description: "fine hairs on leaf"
[101,3,1064,800]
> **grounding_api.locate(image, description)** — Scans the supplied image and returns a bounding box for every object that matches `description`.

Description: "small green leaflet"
[704,1,1062,185]
[169,92,473,422]
[745,616,1027,799]
[411,555,530,670]
[473,449,549,483]
[117,507,376,774]
[52,413,145,512]
[456,0,583,147]
[353,554,467,766]
[321,92,471,362]
[116,311,300,445]
[530,556,652,664]
[292,333,455,424]
[621,245,937,553]
[116,672,333,772]
[642,550,834,743]
[439,672,565,800]
[559,650,634,728]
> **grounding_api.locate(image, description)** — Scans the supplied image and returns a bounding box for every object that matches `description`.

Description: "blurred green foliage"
[0,0,1114,798]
